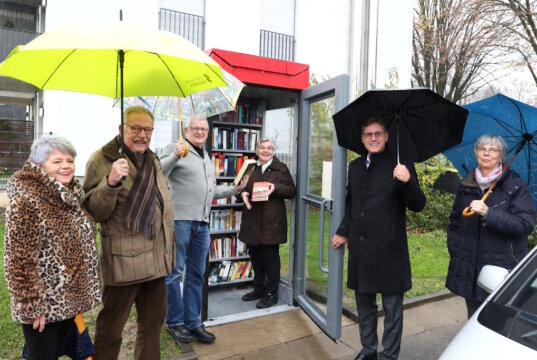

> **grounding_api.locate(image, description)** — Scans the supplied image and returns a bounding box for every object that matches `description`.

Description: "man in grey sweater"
[160,115,247,345]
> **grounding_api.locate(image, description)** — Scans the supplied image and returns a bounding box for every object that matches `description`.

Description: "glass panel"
[308,97,335,197]
[264,108,295,282]
[512,274,537,315]
[304,204,332,315]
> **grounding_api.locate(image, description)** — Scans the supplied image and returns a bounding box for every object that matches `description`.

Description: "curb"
[165,348,198,360]
[165,340,198,360]
[342,290,455,323]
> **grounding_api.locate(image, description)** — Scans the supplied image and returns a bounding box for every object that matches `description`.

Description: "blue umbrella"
[443,94,537,211]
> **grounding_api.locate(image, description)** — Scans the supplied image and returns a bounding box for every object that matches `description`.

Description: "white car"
[440,246,537,359]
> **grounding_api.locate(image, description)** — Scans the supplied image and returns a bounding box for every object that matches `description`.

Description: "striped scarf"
[122,146,159,239]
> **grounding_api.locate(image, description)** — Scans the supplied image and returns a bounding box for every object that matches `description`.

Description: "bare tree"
[485,0,537,86]
[412,0,507,103]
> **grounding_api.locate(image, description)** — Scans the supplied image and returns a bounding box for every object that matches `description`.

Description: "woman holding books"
[239,137,296,309]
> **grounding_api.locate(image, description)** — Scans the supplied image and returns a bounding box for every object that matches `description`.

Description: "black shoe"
[189,325,216,343]
[256,293,278,309]
[166,324,195,343]
[242,290,263,301]
[354,352,378,360]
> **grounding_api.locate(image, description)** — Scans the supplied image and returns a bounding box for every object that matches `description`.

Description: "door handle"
[301,195,333,274]
[318,198,332,273]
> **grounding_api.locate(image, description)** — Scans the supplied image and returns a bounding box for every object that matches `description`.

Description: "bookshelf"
[207,97,266,287]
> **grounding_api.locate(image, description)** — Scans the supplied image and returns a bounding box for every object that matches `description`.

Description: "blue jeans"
[166,220,210,329]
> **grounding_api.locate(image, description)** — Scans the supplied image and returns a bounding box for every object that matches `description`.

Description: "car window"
[514,277,537,315]
[477,248,537,351]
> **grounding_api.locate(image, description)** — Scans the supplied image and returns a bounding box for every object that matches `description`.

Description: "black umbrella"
[332,88,468,163]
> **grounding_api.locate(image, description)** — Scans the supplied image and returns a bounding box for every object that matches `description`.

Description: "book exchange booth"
[201,49,350,341]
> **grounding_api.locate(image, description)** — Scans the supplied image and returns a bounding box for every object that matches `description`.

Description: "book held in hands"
[251,181,271,202]
[233,159,257,185]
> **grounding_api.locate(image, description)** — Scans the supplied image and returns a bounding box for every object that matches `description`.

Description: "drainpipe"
[35,1,46,138]
[203,0,207,50]
[358,0,370,94]
[348,0,355,92]
[293,0,297,61]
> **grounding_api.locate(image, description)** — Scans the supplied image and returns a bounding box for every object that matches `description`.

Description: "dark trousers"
[465,298,483,319]
[248,244,280,295]
[22,317,74,360]
[355,292,404,360]
[94,277,166,360]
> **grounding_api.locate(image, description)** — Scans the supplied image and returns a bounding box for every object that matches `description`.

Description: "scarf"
[122,144,160,239]
[475,164,502,191]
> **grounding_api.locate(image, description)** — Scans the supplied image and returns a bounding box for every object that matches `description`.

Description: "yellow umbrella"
[0,20,227,153]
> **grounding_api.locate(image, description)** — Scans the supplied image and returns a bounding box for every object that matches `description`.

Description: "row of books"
[208,260,254,285]
[214,101,264,125]
[211,153,252,177]
[209,235,247,260]
[212,127,260,152]
[209,208,242,232]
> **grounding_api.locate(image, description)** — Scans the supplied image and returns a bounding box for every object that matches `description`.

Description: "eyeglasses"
[477,147,500,154]
[189,126,209,133]
[362,131,385,139]
[126,124,154,135]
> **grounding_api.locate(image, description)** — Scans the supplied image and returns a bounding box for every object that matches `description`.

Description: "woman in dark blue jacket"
[446,134,536,318]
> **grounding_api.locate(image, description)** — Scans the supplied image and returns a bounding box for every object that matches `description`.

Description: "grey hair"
[256,137,275,150]
[29,135,77,164]
[186,115,208,128]
[124,106,154,123]
[474,134,508,163]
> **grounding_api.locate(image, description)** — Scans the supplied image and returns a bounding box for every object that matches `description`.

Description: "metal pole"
[119,49,124,156]
[358,0,370,94]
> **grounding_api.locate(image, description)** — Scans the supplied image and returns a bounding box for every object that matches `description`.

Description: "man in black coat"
[332,118,426,360]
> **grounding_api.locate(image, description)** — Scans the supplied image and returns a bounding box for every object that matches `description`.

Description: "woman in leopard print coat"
[3,135,101,359]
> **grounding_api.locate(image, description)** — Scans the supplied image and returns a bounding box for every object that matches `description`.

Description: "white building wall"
[294,0,352,79]
[159,0,204,16]
[260,0,295,35]
[205,0,261,54]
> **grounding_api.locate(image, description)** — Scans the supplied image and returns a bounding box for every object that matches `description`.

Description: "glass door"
[294,75,349,341]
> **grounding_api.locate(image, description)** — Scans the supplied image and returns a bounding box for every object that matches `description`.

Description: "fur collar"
[8,161,84,207]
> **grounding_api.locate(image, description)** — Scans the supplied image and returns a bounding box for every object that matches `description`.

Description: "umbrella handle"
[462,183,495,217]
[178,123,189,157]
[461,150,517,217]
[177,97,189,157]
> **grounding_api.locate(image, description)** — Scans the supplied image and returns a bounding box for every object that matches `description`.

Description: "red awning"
[207,48,309,90]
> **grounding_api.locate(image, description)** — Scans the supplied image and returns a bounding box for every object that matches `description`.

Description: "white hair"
[29,135,77,164]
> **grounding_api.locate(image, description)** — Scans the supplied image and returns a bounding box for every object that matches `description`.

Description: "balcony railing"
[0,27,38,62]
[260,30,294,61]
[159,8,204,49]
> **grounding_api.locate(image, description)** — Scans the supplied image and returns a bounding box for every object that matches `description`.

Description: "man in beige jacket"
[83,106,175,360]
